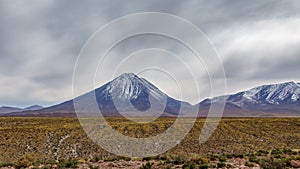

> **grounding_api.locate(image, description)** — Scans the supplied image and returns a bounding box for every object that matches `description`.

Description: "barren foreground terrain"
[0,117,299,168]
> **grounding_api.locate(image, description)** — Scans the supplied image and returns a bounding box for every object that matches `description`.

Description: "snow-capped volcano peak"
[104,73,166,100]
[92,73,188,114]
[107,73,142,99]
[112,73,137,82]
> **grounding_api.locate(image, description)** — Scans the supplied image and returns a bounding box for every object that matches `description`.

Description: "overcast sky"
[1,0,300,107]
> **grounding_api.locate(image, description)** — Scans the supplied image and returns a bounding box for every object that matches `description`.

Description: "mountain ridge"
[5,73,192,117]
[199,81,300,116]
[3,74,300,117]
[0,105,43,114]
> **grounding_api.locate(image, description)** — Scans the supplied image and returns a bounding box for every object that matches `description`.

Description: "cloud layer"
[0,0,299,107]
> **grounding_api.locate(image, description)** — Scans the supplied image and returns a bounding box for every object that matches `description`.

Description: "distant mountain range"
[3,73,300,117]
[0,105,43,114]
[199,81,300,116]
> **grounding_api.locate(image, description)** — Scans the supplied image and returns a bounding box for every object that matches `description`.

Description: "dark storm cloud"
[0,0,299,106]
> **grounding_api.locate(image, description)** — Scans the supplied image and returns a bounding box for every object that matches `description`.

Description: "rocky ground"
[1,158,300,169]
[0,117,299,168]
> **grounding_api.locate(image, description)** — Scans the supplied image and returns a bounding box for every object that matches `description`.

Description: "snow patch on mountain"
[228,81,300,106]
[104,73,167,101]
[204,81,300,109]
[291,94,299,101]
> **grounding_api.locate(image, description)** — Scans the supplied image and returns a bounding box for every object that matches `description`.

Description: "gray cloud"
[212,17,300,95]
[0,0,299,107]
